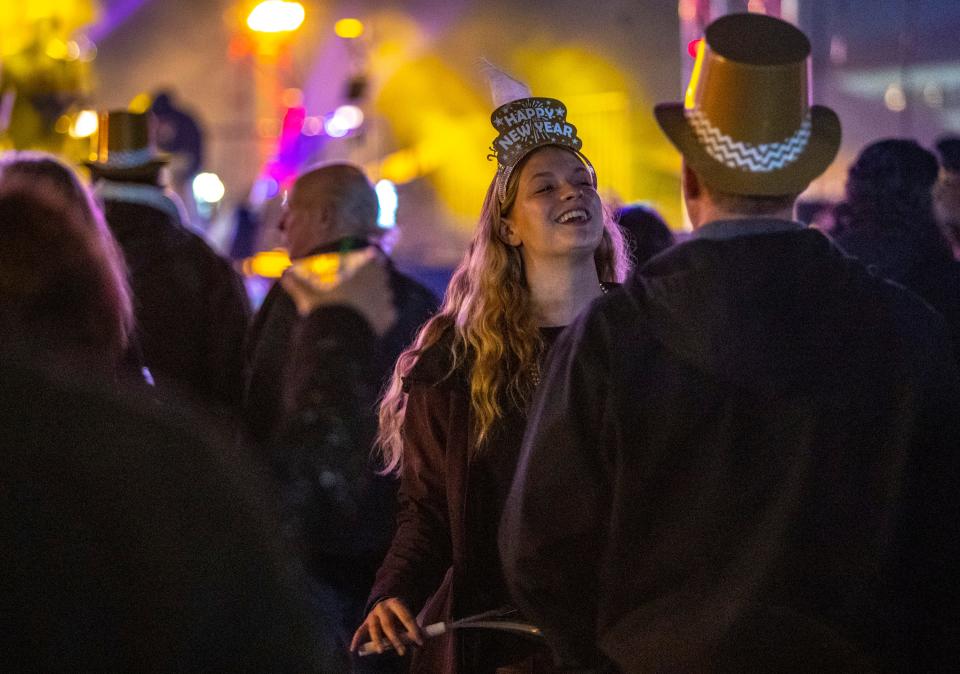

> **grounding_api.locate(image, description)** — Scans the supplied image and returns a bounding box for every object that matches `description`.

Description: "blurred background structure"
[3,0,960,293]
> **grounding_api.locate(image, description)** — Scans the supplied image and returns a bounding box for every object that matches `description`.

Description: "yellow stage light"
[45,38,69,60]
[55,115,71,134]
[69,110,98,138]
[380,149,420,184]
[247,0,305,33]
[242,249,292,278]
[128,92,153,114]
[334,18,364,39]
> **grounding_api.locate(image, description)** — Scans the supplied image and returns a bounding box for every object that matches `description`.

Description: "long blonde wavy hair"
[377,147,630,474]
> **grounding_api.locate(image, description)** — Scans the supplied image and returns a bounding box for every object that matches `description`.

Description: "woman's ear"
[498,215,522,247]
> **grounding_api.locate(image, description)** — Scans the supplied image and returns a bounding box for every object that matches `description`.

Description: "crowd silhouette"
[2,12,959,674]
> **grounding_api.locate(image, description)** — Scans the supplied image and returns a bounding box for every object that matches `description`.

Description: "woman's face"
[500,146,604,264]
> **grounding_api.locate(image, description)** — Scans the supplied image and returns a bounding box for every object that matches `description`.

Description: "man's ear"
[681,161,705,228]
[498,215,522,247]
[682,162,702,201]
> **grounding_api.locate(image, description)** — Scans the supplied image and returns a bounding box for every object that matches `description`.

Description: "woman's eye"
[535,184,554,193]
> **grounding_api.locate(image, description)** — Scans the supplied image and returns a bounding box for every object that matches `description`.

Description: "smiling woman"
[350,71,630,673]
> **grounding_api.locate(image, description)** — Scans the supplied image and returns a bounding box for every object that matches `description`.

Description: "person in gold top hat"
[87,110,251,414]
[502,12,960,672]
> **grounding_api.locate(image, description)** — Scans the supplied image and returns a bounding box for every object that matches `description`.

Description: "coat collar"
[693,218,806,242]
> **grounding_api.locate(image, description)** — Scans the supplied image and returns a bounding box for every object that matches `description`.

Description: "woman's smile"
[554,207,591,225]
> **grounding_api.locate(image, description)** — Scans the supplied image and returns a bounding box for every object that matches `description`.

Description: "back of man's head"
[701,181,799,218]
[291,163,379,244]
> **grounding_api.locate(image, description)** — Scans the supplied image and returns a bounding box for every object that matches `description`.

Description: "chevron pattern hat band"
[684,108,812,173]
[654,13,840,196]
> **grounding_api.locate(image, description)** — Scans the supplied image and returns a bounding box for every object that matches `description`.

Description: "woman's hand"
[350,597,424,657]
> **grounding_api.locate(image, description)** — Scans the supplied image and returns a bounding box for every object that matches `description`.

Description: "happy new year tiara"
[483,61,595,203]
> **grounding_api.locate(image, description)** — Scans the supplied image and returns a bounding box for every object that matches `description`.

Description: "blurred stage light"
[45,39,69,60]
[924,82,944,109]
[250,176,281,206]
[678,0,696,21]
[247,0,305,33]
[379,149,419,184]
[884,83,907,112]
[70,110,99,138]
[258,117,280,139]
[128,92,152,114]
[242,249,292,278]
[301,116,323,136]
[333,104,364,130]
[375,179,398,228]
[334,18,364,39]
[282,88,304,108]
[193,173,226,204]
[55,115,71,134]
[77,35,98,62]
[324,105,364,138]
[323,118,348,138]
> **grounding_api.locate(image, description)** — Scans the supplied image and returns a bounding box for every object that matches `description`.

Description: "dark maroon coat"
[367,291,617,673]
[366,337,474,672]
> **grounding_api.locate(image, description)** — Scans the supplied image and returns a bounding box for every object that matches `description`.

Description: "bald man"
[243,163,437,659]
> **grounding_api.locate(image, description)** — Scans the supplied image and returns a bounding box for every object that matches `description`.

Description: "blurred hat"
[483,61,595,203]
[86,110,168,181]
[935,136,960,173]
[847,139,938,200]
[655,13,841,196]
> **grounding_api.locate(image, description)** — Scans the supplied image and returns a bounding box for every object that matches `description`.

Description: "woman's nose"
[562,182,583,200]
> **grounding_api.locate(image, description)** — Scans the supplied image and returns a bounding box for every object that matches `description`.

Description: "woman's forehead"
[519,146,588,179]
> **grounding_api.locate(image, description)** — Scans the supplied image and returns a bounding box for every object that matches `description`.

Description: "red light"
[687,38,702,59]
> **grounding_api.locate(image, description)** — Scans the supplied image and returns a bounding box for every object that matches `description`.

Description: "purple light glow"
[87,0,153,43]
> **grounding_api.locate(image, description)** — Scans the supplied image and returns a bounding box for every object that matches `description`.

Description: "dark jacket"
[244,249,438,444]
[102,198,250,413]
[244,249,437,653]
[0,343,334,672]
[501,224,960,672]
[835,226,960,365]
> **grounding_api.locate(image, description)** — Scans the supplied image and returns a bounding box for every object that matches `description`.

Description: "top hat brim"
[84,157,169,182]
[654,102,841,196]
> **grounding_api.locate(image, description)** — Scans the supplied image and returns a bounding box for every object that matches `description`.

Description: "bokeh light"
[301,116,323,136]
[376,179,398,228]
[334,18,364,39]
[193,172,226,204]
[69,110,99,138]
[128,92,152,113]
[884,83,907,112]
[247,0,305,33]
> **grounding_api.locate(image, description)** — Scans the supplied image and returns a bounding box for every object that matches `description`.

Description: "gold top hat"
[86,110,168,178]
[655,13,841,196]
